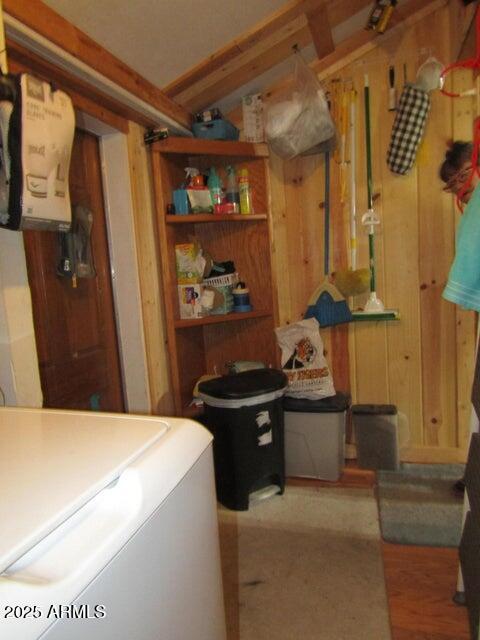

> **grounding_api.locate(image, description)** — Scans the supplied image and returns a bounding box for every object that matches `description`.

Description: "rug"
[217,486,391,640]
[377,463,465,547]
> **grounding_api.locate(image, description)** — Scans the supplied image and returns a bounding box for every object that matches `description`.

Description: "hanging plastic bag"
[264,52,336,159]
[275,317,336,400]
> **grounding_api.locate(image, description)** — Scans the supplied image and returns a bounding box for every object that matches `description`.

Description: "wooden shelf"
[151,136,269,157]
[166,213,267,223]
[151,137,278,416]
[174,309,271,329]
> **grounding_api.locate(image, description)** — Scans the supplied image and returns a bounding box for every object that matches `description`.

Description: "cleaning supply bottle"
[238,168,252,215]
[233,281,252,312]
[225,165,240,214]
[207,167,223,214]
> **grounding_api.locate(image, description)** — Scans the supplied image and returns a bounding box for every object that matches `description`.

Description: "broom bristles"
[305,290,353,327]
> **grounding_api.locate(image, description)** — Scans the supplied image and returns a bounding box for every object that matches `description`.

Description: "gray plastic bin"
[352,404,399,470]
[284,393,350,481]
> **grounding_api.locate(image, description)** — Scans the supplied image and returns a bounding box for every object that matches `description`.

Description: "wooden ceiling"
[163,0,452,114]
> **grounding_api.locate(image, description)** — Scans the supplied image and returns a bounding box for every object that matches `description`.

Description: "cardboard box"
[242,94,264,143]
[178,284,203,319]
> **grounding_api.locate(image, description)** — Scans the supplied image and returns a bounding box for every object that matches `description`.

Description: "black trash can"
[198,368,288,511]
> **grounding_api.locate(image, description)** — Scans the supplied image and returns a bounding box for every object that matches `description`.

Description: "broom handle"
[364,78,373,211]
[324,150,330,277]
[364,75,376,293]
[350,90,357,271]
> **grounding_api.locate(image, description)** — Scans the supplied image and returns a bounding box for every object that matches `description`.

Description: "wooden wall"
[122,0,475,462]
[250,1,476,462]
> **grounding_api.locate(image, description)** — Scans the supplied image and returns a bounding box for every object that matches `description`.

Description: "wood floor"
[288,466,471,640]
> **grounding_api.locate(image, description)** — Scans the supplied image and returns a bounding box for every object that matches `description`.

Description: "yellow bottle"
[239,168,252,215]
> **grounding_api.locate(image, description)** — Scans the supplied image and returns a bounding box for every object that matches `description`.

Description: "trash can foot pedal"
[249,484,282,506]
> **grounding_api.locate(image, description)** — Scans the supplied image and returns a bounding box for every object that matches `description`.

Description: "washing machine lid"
[0,407,169,573]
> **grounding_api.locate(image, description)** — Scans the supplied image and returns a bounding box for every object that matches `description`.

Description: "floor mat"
[377,463,465,547]
[218,485,391,640]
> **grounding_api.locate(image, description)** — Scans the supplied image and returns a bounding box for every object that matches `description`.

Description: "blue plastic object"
[173,189,189,215]
[192,119,239,141]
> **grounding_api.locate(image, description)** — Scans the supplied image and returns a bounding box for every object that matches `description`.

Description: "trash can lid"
[351,404,397,415]
[198,368,287,400]
[283,392,351,413]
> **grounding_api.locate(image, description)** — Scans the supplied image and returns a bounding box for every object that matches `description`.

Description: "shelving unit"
[151,137,279,416]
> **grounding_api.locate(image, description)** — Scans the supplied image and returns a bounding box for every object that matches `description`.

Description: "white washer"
[0,407,226,640]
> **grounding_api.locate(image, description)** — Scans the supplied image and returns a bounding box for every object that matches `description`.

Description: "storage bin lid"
[351,403,397,415]
[283,392,351,413]
[198,368,287,400]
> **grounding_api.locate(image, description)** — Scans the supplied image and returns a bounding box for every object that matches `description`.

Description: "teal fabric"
[443,183,480,311]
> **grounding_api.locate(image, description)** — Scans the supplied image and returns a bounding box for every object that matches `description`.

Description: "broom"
[305,150,353,327]
[331,85,370,298]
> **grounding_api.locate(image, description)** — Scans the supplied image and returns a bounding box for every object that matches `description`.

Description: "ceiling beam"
[3,0,193,130]
[164,0,372,111]
[450,1,477,61]
[304,1,335,59]
[311,0,448,77]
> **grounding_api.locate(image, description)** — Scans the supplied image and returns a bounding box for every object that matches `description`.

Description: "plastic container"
[352,404,400,471]
[192,119,239,141]
[203,272,238,315]
[232,282,252,312]
[198,368,288,510]
[239,168,252,215]
[284,393,350,481]
[225,166,240,214]
[172,189,189,215]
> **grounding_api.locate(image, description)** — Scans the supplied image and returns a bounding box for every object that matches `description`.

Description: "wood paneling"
[415,9,457,448]
[250,0,475,461]
[126,122,174,415]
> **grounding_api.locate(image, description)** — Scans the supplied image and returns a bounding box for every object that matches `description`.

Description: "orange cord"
[441,9,480,211]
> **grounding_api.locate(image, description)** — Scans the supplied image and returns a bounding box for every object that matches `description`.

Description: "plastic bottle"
[233,281,252,312]
[225,165,240,214]
[238,168,252,215]
[207,167,223,214]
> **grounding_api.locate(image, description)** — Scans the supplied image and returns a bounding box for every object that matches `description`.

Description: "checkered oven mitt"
[387,83,431,175]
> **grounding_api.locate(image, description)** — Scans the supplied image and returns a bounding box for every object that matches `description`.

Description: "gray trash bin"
[284,393,350,481]
[352,404,400,470]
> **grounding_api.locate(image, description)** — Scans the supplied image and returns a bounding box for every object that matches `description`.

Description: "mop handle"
[368,232,376,292]
[324,150,330,277]
[364,75,374,211]
[350,90,357,271]
[364,74,376,293]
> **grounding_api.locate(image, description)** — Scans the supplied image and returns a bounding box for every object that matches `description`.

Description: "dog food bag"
[275,317,335,399]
